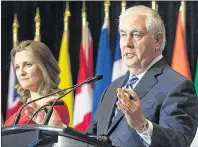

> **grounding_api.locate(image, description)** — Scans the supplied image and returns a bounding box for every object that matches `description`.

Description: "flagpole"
[34,7,41,41]
[82,1,87,49]
[104,0,110,20]
[181,1,186,39]
[13,13,19,48]
[121,0,126,13]
[64,1,71,44]
[104,0,110,38]
[152,1,158,11]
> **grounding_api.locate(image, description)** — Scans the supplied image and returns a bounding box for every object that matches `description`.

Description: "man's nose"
[124,35,134,48]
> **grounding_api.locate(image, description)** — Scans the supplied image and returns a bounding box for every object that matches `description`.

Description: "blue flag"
[112,32,128,82]
[92,20,112,120]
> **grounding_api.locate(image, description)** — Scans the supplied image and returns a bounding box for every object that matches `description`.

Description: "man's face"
[119,15,159,74]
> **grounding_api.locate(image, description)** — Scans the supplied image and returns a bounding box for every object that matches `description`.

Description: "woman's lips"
[20,78,29,81]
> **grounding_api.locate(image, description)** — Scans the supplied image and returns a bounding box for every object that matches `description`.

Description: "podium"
[2,125,113,147]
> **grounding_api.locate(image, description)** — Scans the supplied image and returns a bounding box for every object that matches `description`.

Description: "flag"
[92,20,112,119]
[171,2,191,80]
[191,60,198,145]
[6,64,21,120]
[73,22,93,132]
[195,59,198,96]
[6,14,21,121]
[111,1,128,82]
[58,28,74,127]
[112,32,128,82]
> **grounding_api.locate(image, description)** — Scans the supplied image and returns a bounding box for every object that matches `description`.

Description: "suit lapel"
[107,107,124,134]
[103,72,129,135]
[134,71,157,100]
[134,58,167,100]
[106,58,167,135]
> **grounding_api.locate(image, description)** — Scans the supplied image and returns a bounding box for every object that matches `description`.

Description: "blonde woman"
[5,40,69,127]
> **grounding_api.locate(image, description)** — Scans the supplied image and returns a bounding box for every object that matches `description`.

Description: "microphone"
[96,135,109,142]
[13,88,69,125]
[26,103,51,125]
[89,134,108,142]
[13,74,103,125]
[26,101,65,125]
[86,74,103,84]
[43,74,103,125]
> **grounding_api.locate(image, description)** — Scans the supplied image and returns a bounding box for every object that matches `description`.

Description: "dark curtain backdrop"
[1,1,198,120]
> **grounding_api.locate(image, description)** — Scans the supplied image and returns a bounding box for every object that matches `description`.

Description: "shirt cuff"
[136,120,153,146]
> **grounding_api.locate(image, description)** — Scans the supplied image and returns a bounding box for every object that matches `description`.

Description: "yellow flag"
[58,30,73,127]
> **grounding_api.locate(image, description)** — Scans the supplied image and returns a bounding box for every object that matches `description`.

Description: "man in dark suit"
[87,5,198,147]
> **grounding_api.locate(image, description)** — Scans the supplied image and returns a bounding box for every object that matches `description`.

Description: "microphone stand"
[13,74,103,126]
[43,80,88,125]
[13,87,75,125]
[43,74,103,125]
[26,103,51,125]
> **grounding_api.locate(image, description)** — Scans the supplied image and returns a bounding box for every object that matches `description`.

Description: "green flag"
[195,59,198,99]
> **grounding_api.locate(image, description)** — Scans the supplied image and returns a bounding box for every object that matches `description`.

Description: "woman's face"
[14,50,42,92]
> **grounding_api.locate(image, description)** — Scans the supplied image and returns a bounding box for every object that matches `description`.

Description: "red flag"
[6,14,21,121]
[171,2,191,80]
[73,22,93,132]
[6,64,21,120]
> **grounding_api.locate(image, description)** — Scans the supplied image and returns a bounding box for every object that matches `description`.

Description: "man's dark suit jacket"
[87,58,198,147]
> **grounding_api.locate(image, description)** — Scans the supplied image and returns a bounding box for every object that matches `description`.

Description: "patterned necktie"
[112,76,139,123]
[126,76,139,89]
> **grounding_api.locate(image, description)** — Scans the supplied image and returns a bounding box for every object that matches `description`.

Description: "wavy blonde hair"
[11,40,61,103]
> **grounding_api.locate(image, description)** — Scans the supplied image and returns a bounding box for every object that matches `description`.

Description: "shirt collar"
[129,54,163,81]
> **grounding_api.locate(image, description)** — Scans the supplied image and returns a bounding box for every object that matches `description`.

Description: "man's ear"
[155,32,164,51]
